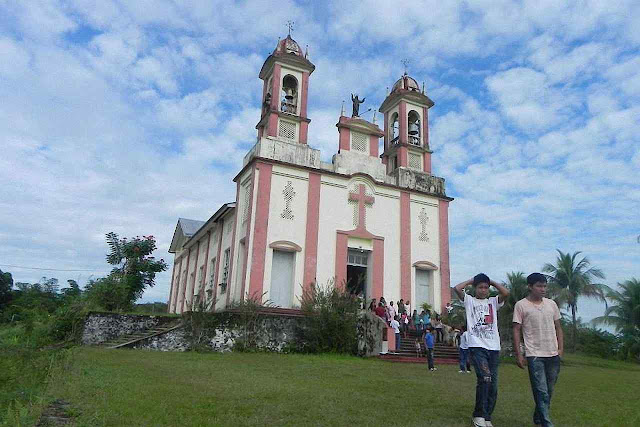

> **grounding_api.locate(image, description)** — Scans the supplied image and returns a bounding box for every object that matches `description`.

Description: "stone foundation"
[81,312,178,345]
[82,309,385,355]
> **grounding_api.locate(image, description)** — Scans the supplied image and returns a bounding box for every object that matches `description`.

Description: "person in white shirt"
[454,273,510,427]
[387,301,397,325]
[389,315,401,351]
[458,326,471,373]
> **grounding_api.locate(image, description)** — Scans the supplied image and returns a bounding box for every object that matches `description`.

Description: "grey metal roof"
[177,218,206,237]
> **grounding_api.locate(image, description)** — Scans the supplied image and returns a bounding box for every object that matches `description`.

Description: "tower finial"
[286,20,294,36]
[401,58,410,75]
[340,100,345,116]
[305,44,309,59]
[372,111,377,124]
[422,81,425,94]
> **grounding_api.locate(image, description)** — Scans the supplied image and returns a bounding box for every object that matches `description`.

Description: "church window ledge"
[269,240,302,252]
[413,261,438,270]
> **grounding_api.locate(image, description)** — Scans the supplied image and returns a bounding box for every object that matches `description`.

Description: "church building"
[167,34,453,315]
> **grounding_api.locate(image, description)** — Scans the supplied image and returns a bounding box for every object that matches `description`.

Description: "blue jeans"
[527,356,561,427]
[395,333,401,351]
[426,348,434,369]
[459,348,469,371]
[469,347,500,422]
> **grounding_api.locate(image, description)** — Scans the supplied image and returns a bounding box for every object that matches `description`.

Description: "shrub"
[84,277,132,312]
[576,327,621,359]
[295,281,361,354]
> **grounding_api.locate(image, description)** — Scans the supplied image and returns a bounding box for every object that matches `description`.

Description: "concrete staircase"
[378,329,460,365]
[98,321,183,349]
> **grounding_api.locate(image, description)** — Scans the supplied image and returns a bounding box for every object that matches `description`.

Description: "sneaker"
[467,370,472,373]
[433,367,437,371]
[472,417,486,427]
[484,421,493,427]
[459,370,465,373]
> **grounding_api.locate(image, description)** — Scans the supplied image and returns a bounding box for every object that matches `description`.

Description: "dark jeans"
[527,356,561,427]
[435,328,443,343]
[459,348,469,371]
[426,348,434,369]
[469,347,500,422]
[395,333,401,351]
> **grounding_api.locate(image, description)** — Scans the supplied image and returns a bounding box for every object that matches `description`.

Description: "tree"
[61,279,81,298]
[0,269,13,309]
[100,232,168,310]
[543,250,607,351]
[592,278,640,360]
[40,277,59,294]
[497,271,530,346]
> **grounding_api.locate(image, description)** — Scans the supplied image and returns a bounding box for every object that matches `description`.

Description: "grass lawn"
[47,348,640,426]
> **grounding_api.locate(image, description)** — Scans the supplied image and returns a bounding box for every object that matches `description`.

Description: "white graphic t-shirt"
[463,293,504,351]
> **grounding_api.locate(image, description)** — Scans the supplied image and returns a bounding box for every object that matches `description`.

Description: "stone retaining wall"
[82,310,385,356]
[81,312,177,345]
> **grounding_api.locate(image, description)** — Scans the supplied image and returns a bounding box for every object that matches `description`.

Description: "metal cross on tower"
[286,20,294,36]
[401,59,410,75]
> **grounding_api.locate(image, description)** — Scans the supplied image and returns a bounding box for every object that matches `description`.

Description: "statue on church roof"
[351,93,365,118]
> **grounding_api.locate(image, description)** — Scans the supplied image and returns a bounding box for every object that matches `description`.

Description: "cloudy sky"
[2,1,638,322]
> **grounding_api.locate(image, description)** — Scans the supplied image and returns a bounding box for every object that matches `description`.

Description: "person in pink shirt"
[513,273,564,427]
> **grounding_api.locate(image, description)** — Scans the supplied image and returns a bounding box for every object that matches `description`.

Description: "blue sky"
[1,1,638,323]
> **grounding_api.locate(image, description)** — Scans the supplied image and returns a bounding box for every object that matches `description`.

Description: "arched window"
[281,75,298,114]
[390,112,399,143]
[408,110,421,146]
[263,76,273,114]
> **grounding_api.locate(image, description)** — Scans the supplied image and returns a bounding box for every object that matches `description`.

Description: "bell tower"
[256,34,315,144]
[379,73,435,174]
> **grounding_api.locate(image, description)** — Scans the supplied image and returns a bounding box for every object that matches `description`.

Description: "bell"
[284,87,295,100]
[408,122,419,135]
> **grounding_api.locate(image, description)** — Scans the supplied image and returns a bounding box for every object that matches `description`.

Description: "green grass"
[0,324,71,426]
[46,348,640,426]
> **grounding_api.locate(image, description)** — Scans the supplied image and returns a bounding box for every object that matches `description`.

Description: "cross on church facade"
[286,20,294,35]
[349,184,375,230]
[418,208,429,242]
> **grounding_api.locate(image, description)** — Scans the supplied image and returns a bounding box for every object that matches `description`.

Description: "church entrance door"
[415,269,430,311]
[347,249,369,305]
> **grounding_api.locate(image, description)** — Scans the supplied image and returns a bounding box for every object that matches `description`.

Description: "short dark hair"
[527,273,547,285]
[473,273,490,287]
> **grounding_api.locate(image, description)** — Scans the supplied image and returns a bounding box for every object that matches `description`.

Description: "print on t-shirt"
[471,300,495,340]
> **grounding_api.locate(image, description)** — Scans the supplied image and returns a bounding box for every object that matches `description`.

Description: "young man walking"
[513,273,564,427]
[454,274,510,427]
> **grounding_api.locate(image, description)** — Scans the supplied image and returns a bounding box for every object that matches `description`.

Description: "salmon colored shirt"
[513,297,561,357]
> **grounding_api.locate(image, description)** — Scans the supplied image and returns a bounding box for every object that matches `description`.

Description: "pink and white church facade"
[167,35,453,315]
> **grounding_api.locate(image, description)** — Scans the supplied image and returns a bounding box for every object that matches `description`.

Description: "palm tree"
[498,272,530,347]
[543,250,607,351]
[592,278,640,360]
